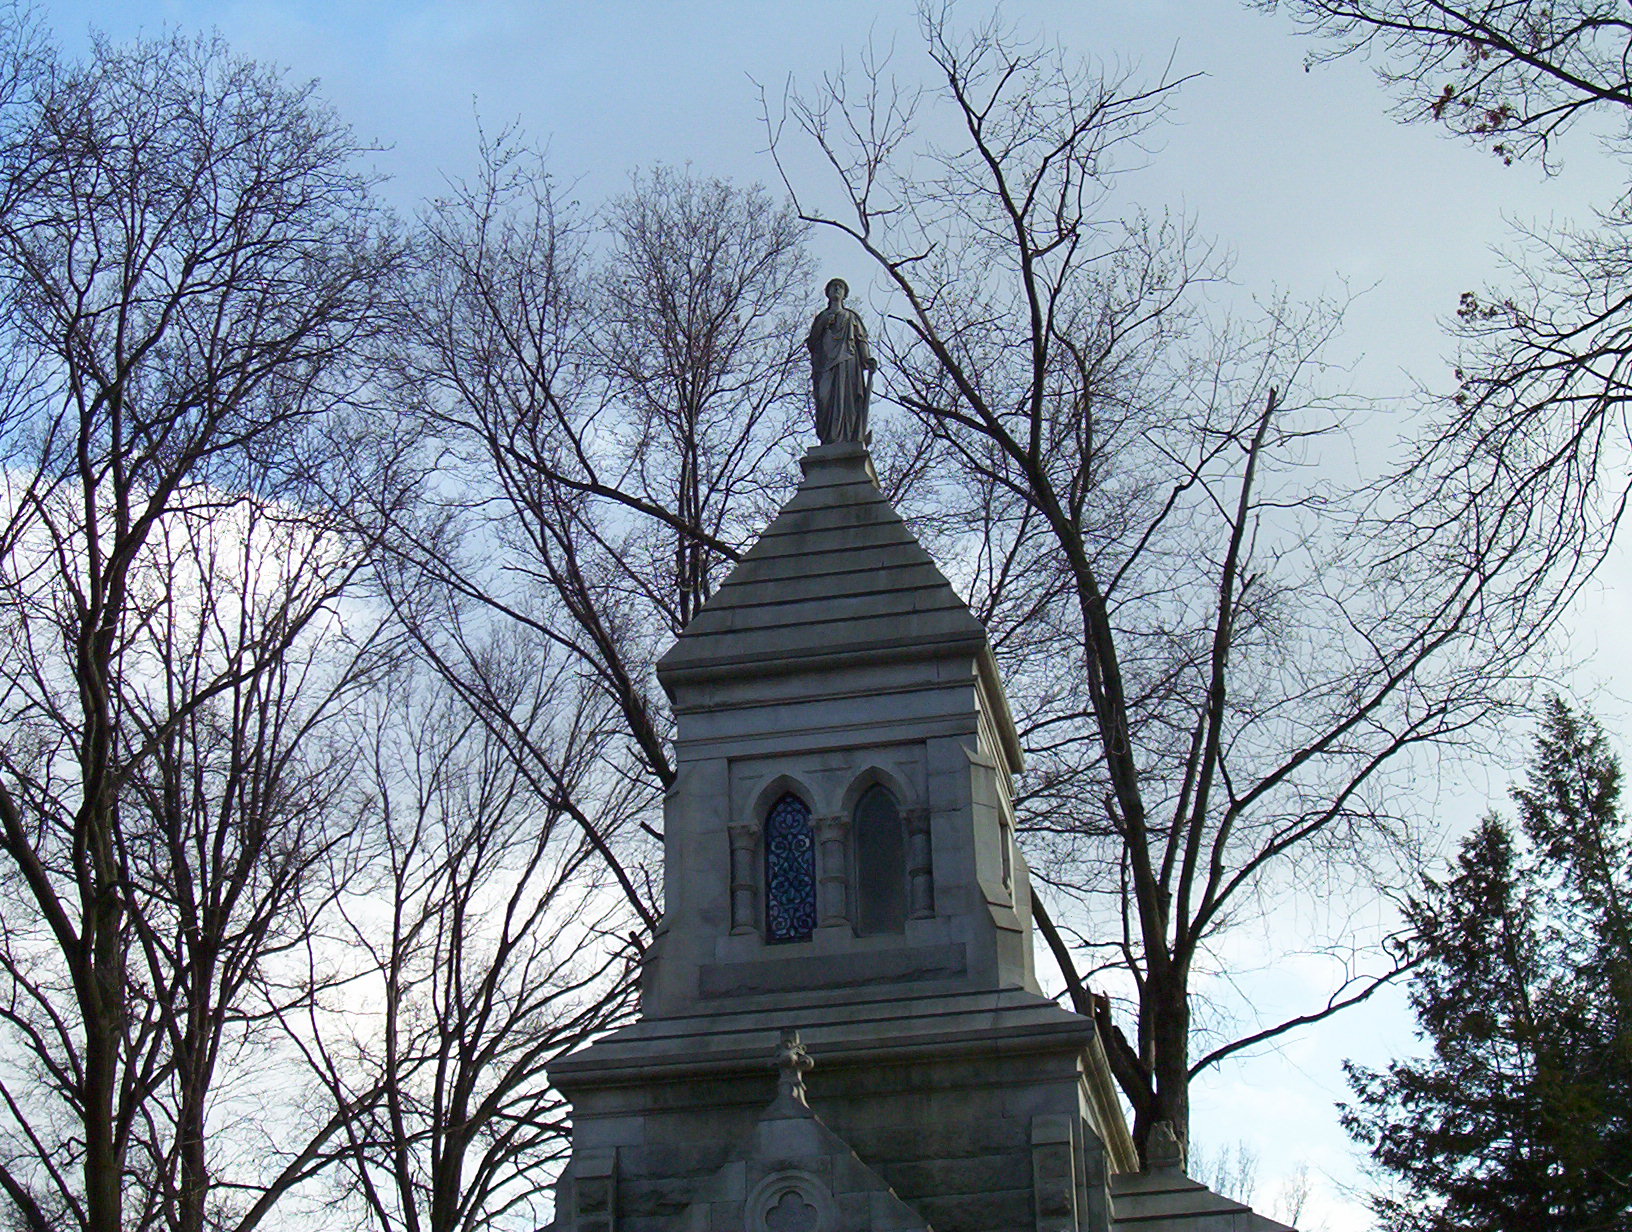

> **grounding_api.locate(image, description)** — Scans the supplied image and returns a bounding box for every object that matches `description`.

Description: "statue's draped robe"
[807,306,872,444]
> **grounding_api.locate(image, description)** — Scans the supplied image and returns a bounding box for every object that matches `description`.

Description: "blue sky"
[33,3,1632,1227]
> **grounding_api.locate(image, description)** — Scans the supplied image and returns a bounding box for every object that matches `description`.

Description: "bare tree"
[298,663,637,1232]
[1190,1140,1260,1205]
[1272,1164,1316,1231]
[768,4,1553,1155]
[387,135,813,920]
[1262,0,1632,164]
[1260,0,1632,645]
[0,22,404,1232]
[599,165,815,628]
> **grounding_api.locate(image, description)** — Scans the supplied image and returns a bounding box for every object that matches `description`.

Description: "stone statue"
[806,278,876,444]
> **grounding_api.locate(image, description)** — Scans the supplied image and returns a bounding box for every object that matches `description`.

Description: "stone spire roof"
[658,442,985,678]
[656,441,1021,773]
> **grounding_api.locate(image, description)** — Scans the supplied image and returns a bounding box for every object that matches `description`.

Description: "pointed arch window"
[765,793,817,943]
[853,784,906,935]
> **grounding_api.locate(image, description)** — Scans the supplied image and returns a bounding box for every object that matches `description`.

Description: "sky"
[31,2,1632,1228]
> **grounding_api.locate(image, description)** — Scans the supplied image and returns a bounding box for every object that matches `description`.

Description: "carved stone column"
[814,814,850,927]
[905,807,934,918]
[727,822,759,935]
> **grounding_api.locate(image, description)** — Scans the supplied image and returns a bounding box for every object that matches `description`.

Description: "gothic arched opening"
[853,784,906,935]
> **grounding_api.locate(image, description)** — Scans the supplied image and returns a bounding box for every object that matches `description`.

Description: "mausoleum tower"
[644,438,1041,1015]
[546,356,1295,1231]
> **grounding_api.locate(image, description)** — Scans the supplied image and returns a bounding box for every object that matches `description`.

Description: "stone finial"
[1146,1120,1185,1172]
[773,1028,815,1112]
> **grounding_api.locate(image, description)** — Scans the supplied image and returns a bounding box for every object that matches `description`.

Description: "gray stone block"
[620,1175,705,1217]
[626,1141,734,1180]
[917,1187,1033,1232]
[574,1116,646,1148]
[883,1152,1029,1196]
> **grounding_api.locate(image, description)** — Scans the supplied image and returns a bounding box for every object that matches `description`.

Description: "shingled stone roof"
[655,441,991,683]
[1110,1167,1295,1232]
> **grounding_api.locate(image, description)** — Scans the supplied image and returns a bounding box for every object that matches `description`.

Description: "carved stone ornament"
[1146,1119,1185,1172]
[746,1171,836,1232]
[773,1027,814,1110]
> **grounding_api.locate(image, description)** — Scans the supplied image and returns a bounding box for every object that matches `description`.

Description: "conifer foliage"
[1344,699,1632,1232]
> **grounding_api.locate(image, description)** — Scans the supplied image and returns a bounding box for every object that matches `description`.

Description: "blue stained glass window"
[764,793,817,943]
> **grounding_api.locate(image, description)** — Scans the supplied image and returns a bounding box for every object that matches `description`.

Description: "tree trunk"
[84,899,125,1232]
[1144,961,1192,1158]
[177,983,214,1232]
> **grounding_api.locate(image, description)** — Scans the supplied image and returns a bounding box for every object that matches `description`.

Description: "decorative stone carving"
[1146,1120,1185,1172]
[904,807,935,919]
[807,278,876,445]
[746,1171,837,1232]
[774,1027,814,1110]
[764,1188,820,1232]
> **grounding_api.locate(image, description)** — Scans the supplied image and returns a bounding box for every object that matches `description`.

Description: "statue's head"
[824,277,848,303]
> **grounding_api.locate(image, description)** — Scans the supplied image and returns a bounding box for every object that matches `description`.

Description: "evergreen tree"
[1344,699,1632,1232]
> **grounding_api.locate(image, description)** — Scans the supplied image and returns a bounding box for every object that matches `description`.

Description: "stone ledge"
[550,989,1099,1091]
[657,628,992,683]
[682,587,970,637]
